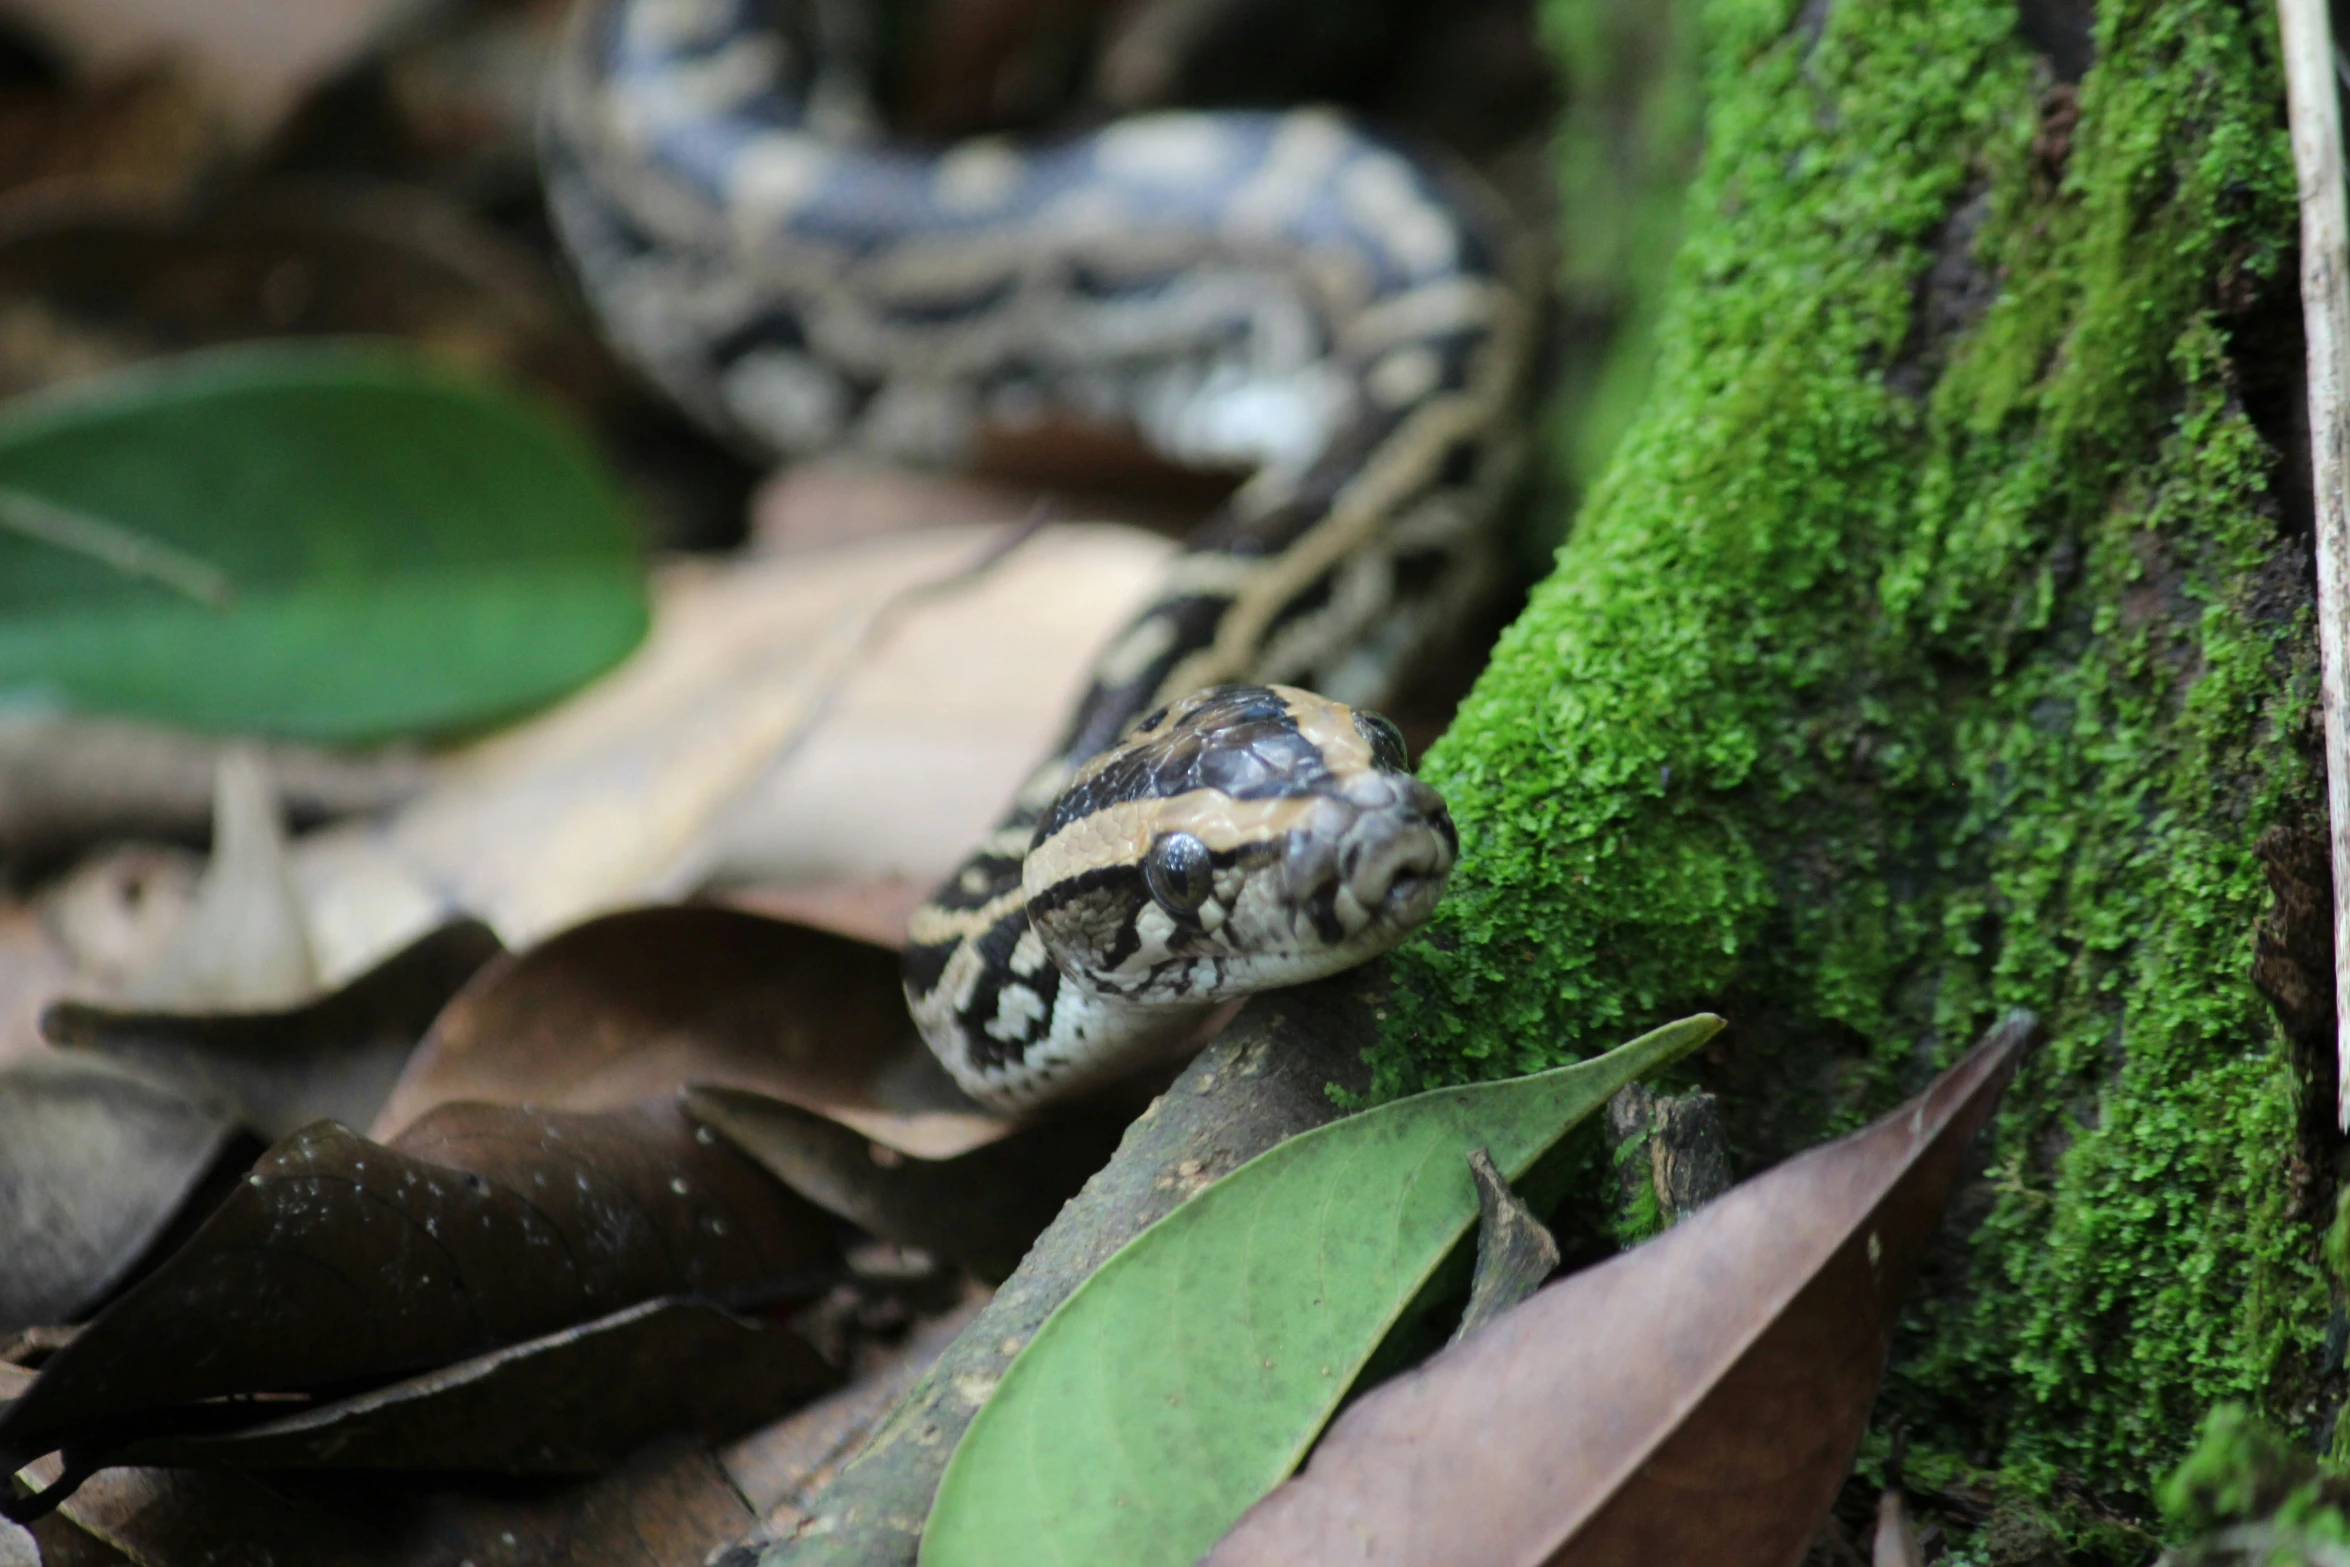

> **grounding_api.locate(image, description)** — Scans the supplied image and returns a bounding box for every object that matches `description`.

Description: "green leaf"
[0,342,647,743]
[919,1012,1726,1567]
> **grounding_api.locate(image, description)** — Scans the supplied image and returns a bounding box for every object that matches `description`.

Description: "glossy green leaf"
[919,1012,1726,1567]
[0,342,646,742]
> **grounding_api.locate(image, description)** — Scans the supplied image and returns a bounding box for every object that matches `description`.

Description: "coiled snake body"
[549,0,1535,1108]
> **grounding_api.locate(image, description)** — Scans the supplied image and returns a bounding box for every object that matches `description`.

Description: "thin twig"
[726,508,1051,798]
[2276,0,2350,1130]
[0,487,234,608]
[657,511,1053,901]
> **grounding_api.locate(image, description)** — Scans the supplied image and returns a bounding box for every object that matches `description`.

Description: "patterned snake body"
[549,0,1536,1108]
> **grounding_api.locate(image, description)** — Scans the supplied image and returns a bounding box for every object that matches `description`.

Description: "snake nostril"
[1380,865,1441,915]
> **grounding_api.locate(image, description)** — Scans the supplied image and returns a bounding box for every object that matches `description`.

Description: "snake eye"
[1144,831,1214,917]
[1355,710,1410,772]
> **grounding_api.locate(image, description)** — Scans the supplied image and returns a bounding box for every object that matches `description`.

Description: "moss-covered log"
[1377,0,2335,1549]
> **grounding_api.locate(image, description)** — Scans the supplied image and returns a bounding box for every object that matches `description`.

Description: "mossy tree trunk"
[1380,0,2334,1551]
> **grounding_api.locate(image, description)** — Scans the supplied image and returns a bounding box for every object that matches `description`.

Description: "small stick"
[2277,0,2350,1129]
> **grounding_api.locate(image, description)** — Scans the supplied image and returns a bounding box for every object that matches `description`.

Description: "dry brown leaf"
[106,1296,834,1475]
[0,902,74,1070]
[372,905,1004,1160]
[718,878,929,951]
[44,918,503,1141]
[697,520,1171,892]
[1203,1011,2038,1567]
[2,1357,776,1567]
[749,460,1049,554]
[0,1052,235,1335]
[34,845,203,998]
[13,1415,753,1567]
[0,1099,836,1517]
[748,455,1214,555]
[295,523,1170,983]
[0,0,415,141]
[683,1085,1126,1277]
[0,1297,986,1567]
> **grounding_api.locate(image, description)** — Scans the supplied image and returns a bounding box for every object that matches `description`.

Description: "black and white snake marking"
[546,0,1537,1109]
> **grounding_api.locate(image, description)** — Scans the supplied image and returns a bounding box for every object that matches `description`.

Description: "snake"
[546,0,1537,1110]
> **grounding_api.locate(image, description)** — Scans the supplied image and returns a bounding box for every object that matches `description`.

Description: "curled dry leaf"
[0,1053,234,1335]
[44,918,503,1141]
[0,1099,836,1516]
[375,905,1005,1160]
[918,1015,1724,1567]
[1450,1147,1560,1345]
[684,1086,1127,1278]
[108,1296,835,1474]
[1201,1011,2039,1567]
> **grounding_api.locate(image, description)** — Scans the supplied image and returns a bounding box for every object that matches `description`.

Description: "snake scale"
[547,0,1537,1109]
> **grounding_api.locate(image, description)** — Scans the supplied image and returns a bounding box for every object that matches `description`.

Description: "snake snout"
[1359,778,1457,917]
[1286,776,1457,943]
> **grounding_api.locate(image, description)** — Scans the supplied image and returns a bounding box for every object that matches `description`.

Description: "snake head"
[1022,684,1457,1005]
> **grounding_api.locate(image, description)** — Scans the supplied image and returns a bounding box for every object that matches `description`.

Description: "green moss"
[1607,1119,1667,1246]
[1381,0,2324,1532]
[1543,0,1706,503]
[2323,1186,2350,1285]
[2160,1403,2350,1563]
